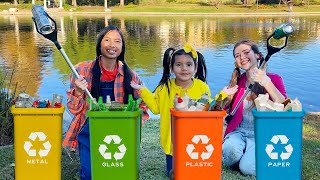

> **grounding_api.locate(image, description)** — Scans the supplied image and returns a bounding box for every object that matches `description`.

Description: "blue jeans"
[77,120,91,180]
[166,155,172,177]
[222,130,256,176]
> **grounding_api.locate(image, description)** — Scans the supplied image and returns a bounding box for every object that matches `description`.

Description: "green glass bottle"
[273,23,294,40]
[126,94,134,111]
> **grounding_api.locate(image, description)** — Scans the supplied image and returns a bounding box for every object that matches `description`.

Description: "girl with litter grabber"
[130,44,238,177]
[63,25,149,180]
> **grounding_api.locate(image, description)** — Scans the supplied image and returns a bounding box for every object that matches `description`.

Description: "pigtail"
[194,51,207,83]
[225,64,241,112]
[154,48,175,95]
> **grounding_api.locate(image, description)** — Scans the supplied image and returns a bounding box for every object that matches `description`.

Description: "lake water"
[0,14,319,127]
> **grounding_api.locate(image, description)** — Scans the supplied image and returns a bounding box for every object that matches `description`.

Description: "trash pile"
[174,92,228,111]
[14,92,63,108]
[88,94,141,112]
[254,94,302,112]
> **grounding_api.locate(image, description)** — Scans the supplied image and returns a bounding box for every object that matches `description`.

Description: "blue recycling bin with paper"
[252,108,305,180]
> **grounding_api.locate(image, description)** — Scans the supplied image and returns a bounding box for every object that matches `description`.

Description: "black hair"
[91,25,134,104]
[154,47,207,95]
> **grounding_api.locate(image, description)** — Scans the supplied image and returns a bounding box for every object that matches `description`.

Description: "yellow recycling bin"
[11,105,65,180]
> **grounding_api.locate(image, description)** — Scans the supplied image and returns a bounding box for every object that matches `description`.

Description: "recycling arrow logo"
[99,135,126,161]
[186,135,214,160]
[265,135,293,161]
[24,132,51,157]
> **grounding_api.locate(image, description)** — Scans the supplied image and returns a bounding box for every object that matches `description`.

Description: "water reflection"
[0,14,319,112]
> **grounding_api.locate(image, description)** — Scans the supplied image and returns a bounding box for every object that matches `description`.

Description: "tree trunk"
[14,0,18,5]
[44,0,47,9]
[59,0,63,8]
[32,0,35,4]
[120,0,124,7]
[72,0,77,7]
[288,3,293,12]
[287,0,293,12]
[104,0,108,9]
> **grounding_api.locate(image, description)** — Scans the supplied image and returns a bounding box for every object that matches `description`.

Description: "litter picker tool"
[31,5,97,104]
[225,23,294,123]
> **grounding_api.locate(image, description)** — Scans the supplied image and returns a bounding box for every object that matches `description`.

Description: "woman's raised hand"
[222,85,238,96]
[251,67,271,87]
[130,80,145,90]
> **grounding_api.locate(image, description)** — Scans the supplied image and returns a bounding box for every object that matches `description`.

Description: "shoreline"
[1,10,320,16]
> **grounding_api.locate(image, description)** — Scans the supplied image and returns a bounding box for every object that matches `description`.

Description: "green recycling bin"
[87,109,141,179]
[252,108,305,180]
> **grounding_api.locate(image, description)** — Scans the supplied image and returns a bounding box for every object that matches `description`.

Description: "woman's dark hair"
[91,25,134,104]
[226,39,266,114]
[154,47,207,95]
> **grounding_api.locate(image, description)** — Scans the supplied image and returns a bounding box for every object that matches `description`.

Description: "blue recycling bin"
[252,108,305,180]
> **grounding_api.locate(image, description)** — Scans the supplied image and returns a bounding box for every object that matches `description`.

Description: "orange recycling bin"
[11,105,65,180]
[170,109,226,180]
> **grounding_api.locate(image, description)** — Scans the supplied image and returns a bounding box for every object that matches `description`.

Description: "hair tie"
[258,52,263,60]
[234,61,240,69]
[169,49,175,67]
[183,44,198,59]
[171,44,198,64]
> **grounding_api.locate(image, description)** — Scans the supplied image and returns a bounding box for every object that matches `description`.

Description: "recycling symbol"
[24,132,51,157]
[265,135,293,160]
[99,135,126,161]
[186,135,214,160]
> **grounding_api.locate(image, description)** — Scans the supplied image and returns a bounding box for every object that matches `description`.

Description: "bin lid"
[11,105,65,115]
[170,108,226,118]
[87,109,142,118]
[252,108,305,118]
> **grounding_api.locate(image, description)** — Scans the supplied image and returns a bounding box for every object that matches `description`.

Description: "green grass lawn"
[0,113,319,179]
[108,4,320,13]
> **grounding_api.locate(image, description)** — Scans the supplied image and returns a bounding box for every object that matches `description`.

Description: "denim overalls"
[77,80,115,180]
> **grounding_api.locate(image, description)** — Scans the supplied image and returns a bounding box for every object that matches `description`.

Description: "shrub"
[0,69,16,146]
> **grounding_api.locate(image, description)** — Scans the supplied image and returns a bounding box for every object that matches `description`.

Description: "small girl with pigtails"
[130,44,238,176]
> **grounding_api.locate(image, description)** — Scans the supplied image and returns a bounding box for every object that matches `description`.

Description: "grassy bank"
[108,4,320,13]
[0,113,319,179]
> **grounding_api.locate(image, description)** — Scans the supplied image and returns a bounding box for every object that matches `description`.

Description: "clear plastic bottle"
[32,5,55,35]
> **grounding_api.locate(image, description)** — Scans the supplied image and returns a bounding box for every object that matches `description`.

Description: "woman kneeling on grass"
[222,39,287,176]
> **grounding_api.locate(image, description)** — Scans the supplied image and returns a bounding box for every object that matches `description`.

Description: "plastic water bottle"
[32,5,55,35]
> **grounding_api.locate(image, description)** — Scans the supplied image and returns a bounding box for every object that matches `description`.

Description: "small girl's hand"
[130,81,145,90]
[222,85,238,95]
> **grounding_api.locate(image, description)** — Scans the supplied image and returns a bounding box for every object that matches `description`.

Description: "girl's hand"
[130,81,145,90]
[74,75,88,97]
[252,67,271,87]
[222,85,238,95]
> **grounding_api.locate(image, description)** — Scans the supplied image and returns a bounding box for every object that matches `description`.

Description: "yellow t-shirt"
[139,78,211,155]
